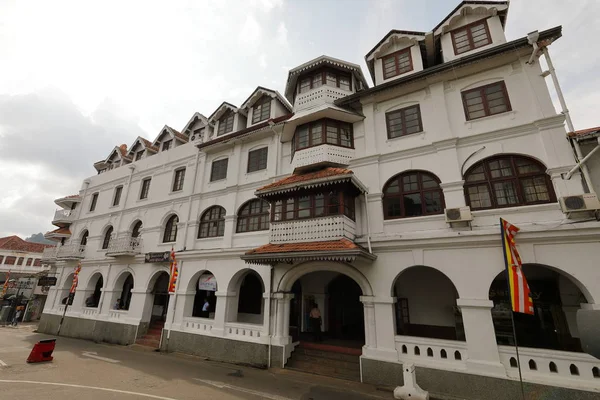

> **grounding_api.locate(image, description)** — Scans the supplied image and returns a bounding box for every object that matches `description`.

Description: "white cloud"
[259,54,268,69]
[276,22,288,46]
[240,14,262,45]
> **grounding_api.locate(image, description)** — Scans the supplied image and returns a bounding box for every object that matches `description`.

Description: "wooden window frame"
[140,178,151,199]
[5,256,16,265]
[89,193,99,212]
[113,186,123,206]
[217,111,235,136]
[464,155,556,211]
[236,199,270,233]
[383,171,445,220]
[198,206,226,238]
[385,105,423,139]
[172,168,186,192]
[102,226,113,249]
[270,188,356,222]
[25,258,33,266]
[251,97,272,124]
[162,139,172,151]
[297,68,352,94]
[33,259,42,267]
[381,48,414,80]
[210,158,228,182]
[247,147,268,173]
[17,257,24,266]
[163,215,179,243]
[461,81,512,121]
[292,119,354,157]
[451,18,492,56]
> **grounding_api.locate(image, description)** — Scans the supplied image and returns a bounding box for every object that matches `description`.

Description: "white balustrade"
[499,346,600,389]
[81,307,98,318]
[106,236,143,256]
[395,335,468,368]
[183,317,214,334]
[108,310,128,320]
[42,246,59,262]
[57,243,86,259]
[291,144,355,170]
[224,322,266,343]
[53,209,75,223]
[294,86,352,112]
[57,305,66,314]
[270,215,356,243]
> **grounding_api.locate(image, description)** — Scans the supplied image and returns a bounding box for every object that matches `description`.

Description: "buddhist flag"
[70,264,82,294]
[1,270,10,298]
[500,218,534,315]
[168,247,178,294]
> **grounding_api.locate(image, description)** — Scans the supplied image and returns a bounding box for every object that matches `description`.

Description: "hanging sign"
[37,277,57,287]
[145,252,170,263]
[198,274,217,292]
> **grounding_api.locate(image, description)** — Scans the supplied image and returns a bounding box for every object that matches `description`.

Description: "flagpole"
[500,219,526,400]
[58,264,81,336]
[56,295,69,336]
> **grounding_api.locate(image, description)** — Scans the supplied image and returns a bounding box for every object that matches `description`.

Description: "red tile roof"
[47,228,71,235]
[167,126,189,143]
[0,236,55,253]
[568,126,600,138]
[140,138,159,152]
[245,239,360,255]
[65,194,80,199]
[257,167,353,192]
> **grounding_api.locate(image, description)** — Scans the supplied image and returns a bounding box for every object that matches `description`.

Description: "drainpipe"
[540,46,594,193]
[116,165,136,233]
[363,193,372,253]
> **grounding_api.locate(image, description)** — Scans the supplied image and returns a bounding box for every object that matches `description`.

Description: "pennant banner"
[1,270,10,298]
[500,218,534,315]
[70,264,82,294]
[168,248,178,293]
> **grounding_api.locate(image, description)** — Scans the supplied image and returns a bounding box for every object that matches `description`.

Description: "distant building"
[38,2,600,399]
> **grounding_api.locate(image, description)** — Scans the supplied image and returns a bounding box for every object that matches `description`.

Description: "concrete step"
[135,338,160,348]
[294,347,360,363]
[147,328,163,335]
[291,353,359,369]
[286,358,360,382]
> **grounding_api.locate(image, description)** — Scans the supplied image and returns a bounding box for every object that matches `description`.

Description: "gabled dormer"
[94,144,131,174]
[181,112,211,144]
[240,87,293,128]
[365,30,427,86]
[208,102,247,138]
[127,136,158,162]
[283,56,369,113]
[434,1,509,63]
[152,125,189,152]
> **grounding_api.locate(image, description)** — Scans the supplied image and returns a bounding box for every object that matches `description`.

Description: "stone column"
[213,291,235,336]
[100,289,119,315]
[363,296,399,361]
[272,293,294,346]
[223,216,236,248]
[457,298,505,376]
[360,296,377,349]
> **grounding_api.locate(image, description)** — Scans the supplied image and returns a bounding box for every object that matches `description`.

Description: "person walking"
[11,307,22,327]
[202,298,210,318]
[309,303,322,342]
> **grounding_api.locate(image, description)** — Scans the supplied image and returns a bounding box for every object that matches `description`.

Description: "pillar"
[361,296,400,361]
[457,298,506,377]
[213,291,235,336]
[223,216,236,248]
[272,292,294,346]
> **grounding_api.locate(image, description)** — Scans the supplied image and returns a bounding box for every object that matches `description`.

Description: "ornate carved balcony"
[106,236,143,257]
[270,215,356,244]
[291,144,355,171]
[52,209,76,226]
[294,86,352,113]
[57,243,86,260]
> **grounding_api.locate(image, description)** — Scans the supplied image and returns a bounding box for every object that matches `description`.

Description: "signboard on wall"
[37,277,57,287]
[198,274,217,291]
[144,252,170,263]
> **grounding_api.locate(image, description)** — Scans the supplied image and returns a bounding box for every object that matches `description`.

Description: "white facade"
[40,2,600,398]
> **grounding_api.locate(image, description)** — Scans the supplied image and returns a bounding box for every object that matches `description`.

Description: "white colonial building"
[39,2,600,399]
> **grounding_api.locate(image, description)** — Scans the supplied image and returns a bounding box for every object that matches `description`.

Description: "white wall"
[373,42,424,86]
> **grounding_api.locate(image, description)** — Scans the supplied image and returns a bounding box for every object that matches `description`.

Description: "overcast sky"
[1,0,599,238]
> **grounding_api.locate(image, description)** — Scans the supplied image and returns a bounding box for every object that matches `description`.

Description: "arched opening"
[509,357,518,368]
[102,226,113,249]
[150,272,170,322]
[191,271,217,318]
[131,221,143,238]
[80,230,89,246]
[85,273,103,308]
[549,362,558,373]
[592,367,599,378]
[236,271,264,324]
[440,349,447,359]
[236,199,270,233]
[393,266,464,340]
[529,359,537,370]
[489,263,589,352]
[198,206,226,238]
[570,364,579,376]
[163,215,179,243]
[113,272,134,311]
[382,170,445,219]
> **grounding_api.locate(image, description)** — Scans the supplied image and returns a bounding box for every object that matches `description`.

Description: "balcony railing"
[294,85,352,113]
[291,144,354,171]
[57,243,86,260]
[41,246,59,262]
[52,209,76,224]
[106,236,143,257]
[270,215,356,244]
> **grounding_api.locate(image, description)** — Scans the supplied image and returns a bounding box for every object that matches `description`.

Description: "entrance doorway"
[151,272,170,322]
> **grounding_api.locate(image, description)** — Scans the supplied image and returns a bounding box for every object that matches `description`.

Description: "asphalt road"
[0,323,395,400]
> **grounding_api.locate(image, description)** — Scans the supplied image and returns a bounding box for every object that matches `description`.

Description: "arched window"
[102,226,113,249]
[131,221,143,238]
[464,155,555,210]
[163,215,178,243]
[80,230,89,246]
[236,199,270,233]
[118,274,134,310]
[238,272,263,315]
[198,206,226,238]
[383,171,444,219]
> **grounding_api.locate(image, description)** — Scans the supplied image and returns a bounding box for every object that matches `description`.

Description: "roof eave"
[241,248,377,265]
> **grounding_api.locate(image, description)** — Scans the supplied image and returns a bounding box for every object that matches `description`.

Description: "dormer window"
[382,48,413,79]
[135,151,144,161]
[298,69,352,94]
[217,110,235,136]
[252,97,271,124]
[451,19,491,55]
[162,140,172,151]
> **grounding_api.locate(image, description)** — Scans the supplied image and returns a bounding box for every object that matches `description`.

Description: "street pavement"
[0,323,395,400]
